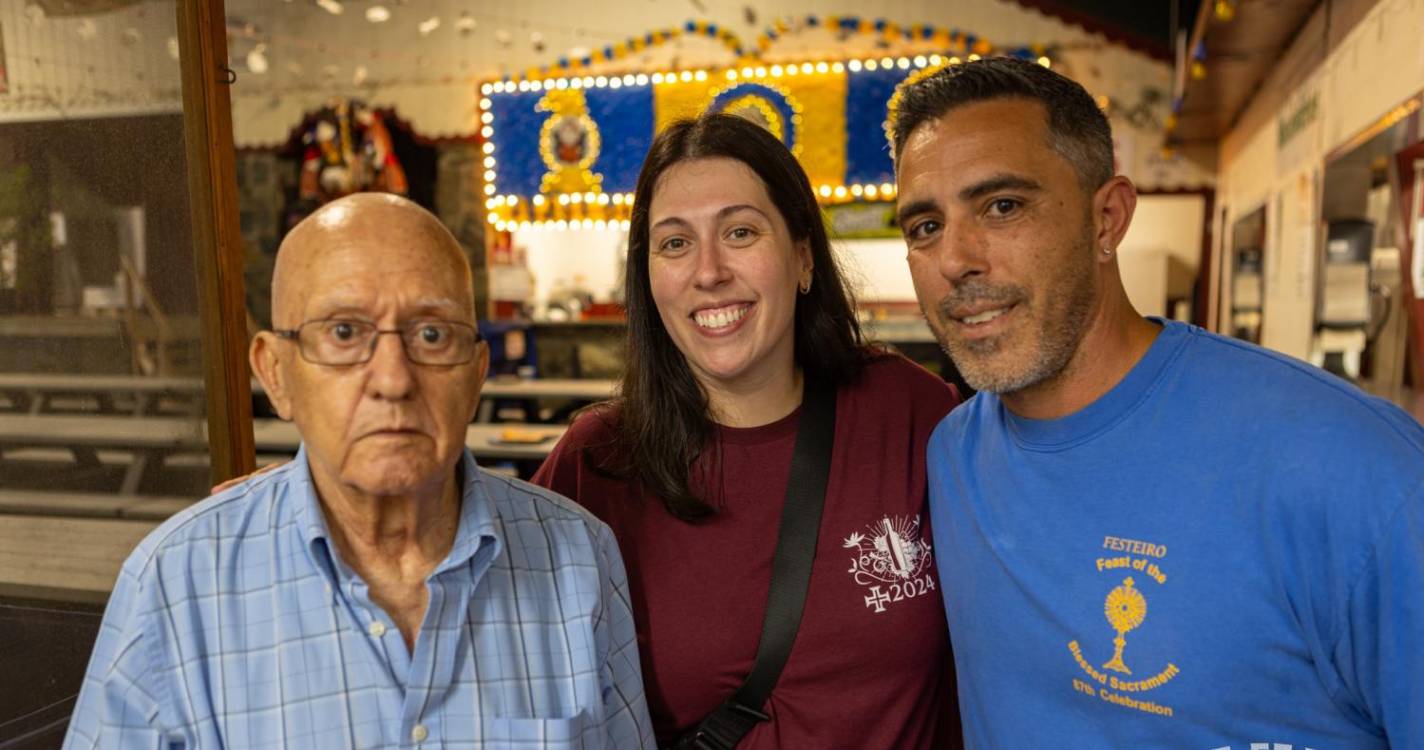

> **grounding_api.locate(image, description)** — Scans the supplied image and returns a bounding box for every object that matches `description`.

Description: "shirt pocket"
[481,709,599,749]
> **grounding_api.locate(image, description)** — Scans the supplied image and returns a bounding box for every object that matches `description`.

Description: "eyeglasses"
[272,319,483,366]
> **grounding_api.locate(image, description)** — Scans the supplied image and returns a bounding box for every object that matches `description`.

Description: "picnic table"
[0,514,159,594]
[479,377,615,401]
[475,376,615,422]
[0,373,614,420]
[0,373,205,416]
[250,419,568,461]
[0,414,205,495]
[0,413,567,495]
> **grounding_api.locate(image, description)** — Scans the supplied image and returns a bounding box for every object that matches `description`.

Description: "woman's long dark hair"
[605,112,867,520]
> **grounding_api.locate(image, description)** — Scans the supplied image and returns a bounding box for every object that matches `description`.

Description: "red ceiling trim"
[1003,0,1173,62]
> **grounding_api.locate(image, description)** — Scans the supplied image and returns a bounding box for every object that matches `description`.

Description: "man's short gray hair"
[890,56,1114,190]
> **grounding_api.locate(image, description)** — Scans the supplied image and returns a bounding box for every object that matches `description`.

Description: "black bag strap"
[674,375,838,750]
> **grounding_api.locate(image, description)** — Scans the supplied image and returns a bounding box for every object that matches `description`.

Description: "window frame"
[177,0,255,483]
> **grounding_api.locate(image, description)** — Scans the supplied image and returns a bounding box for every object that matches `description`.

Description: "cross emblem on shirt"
[864,585,890,613]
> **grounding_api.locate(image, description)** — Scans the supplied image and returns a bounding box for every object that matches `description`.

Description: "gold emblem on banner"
[537,90,603,195]
[719,94,785,142]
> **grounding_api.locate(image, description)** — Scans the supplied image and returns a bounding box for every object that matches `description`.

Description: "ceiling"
[3,0,1190,157]
[1170,0,1322,145]
[1007,0,1204,61]
[219,0,1144,86]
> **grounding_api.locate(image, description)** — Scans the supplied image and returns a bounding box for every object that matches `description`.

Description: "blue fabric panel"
[709,83,798,150]
[587,85,655,194]
[845,67,912,186]
[490,91,545,196]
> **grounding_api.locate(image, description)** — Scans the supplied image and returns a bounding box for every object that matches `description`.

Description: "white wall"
[513,226,626,311]
[1116,193,1207,319]
[1119,193,1205,271]
[1216,0,1424,359]
[836,238,916,302]
[1117,252,1173,318]
[1320,0,1424,152]
[1260,171,1320,358]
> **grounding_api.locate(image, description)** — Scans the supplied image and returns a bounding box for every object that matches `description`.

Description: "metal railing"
[118,255,171,376]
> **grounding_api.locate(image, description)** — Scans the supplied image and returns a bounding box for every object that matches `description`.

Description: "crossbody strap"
[674,375,838,750]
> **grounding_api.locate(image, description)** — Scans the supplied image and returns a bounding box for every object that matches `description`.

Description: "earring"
[799,277,812,294]
[1102,245,1114,256]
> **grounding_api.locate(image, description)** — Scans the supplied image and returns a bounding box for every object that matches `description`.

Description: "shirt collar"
[439,451,502,578]
[291,446,502,587]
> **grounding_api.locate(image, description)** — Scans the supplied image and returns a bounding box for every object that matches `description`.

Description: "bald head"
[251,191,489,505]
[272,193,473,326]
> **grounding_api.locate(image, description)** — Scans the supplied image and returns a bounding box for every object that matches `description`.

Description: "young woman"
[532,113,962,749]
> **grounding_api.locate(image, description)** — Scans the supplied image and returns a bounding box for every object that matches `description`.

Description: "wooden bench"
[251,377,615,423]
[247,376,615,403]
[0,373,614,406]
[0,414,206,495]
[0,490,192,521]
[0,374,613,421]
[0,514,159,594]
[479,377,615,401]
[0,415,568,460]
[0,374,205,416]
[0,413,565,499]
[475,377,616,422]
[251,419,568,461]
[0,419,567,594]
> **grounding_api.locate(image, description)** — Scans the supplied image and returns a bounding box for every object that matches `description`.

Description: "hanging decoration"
[479,18,1065,231]
[706,81,803,155]
[298,99,409,209]
[1162,39,1203,151]
[519,21,749,82]
[753,14,1049,62]
[511,16,1054,83]
[537,89,604,195]
[480,52,1058,231]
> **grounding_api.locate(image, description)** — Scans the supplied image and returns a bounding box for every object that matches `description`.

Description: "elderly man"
[65,194,655,749]
[892,58,1424,747]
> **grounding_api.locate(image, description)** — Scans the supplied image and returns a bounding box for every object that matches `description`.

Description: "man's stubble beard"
[926,227,1097,395]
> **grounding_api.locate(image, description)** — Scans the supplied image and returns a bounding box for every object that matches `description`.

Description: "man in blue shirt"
[891,57,1423,748]
[65,193,655,749]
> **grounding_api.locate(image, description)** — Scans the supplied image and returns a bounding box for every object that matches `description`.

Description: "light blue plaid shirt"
[64,448,655,749]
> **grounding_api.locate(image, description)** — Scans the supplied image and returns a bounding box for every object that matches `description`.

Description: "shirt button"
[367,620,386,637]
[411,724,428,742]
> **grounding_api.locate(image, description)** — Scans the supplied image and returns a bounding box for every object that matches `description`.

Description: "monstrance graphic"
[843,516,931,586]
[1101,576,1146,674]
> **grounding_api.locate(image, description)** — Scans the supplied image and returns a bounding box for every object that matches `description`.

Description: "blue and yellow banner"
[480,58,966,229]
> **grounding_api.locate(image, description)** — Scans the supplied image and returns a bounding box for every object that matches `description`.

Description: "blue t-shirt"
[929,320,1424,749]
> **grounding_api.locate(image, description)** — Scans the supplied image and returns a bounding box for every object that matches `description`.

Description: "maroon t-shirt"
[532,354,963,749]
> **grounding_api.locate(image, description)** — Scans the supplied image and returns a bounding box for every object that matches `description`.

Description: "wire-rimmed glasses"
[272,319,482,366]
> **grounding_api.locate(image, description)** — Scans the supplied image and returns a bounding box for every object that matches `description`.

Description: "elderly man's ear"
[250,331,294,421]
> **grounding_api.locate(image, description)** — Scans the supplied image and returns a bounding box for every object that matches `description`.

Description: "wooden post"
[176,0,256,483]
[1194,189,1216,330]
